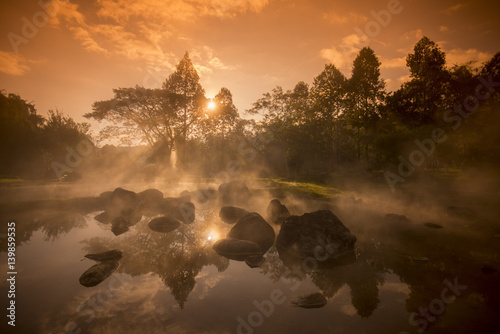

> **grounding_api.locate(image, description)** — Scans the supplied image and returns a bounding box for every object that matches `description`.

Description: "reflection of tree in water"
[261,242,385,318]
[82,218,229,308]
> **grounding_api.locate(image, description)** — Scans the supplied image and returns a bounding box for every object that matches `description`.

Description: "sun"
[207,100,216,110]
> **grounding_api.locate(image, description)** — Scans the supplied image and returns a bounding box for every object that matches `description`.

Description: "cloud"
[446,48,493,66]
[444,3,468,15]
[0,51,31,76]
[439,26,450,32]
[323,12,368,25]
[380,56,406,69]
[50,0,271,75]
[319,33,369,70]
[397,74,411,84]
[402,29,423,41]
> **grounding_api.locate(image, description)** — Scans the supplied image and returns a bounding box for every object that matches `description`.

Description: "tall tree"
[163,52,206,166]
[348,47,385,160]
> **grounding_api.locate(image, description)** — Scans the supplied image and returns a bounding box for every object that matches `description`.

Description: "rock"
[192,188,217,204]
[219,206,250,224]
[290,292,327,309]
[106,188,139,218]
[227,212,276,253]
[409,257,430,262]
[171,202,196,224]
[385,214,408,223]
[218,180,250,205]
[138,189,164,210]
[244,255,266,268]
[94,211,111,224]
[111,216,130,236]
[481,265,497,275]
[212,238,263,261]
[148,216,181,233]
[99,191,113,201]
[266,199,291,225]
[424,222,443,229]
[180,190,191,202]
[85,250,123,262]
[276,210,356,262]
[447,206,477,220]
[79,261,119,287]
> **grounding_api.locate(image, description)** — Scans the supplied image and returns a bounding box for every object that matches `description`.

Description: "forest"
[2,36,499,187]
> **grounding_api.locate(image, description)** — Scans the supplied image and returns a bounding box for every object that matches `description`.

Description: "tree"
[311,64,347,167]
[347,47,385,161]
[163,52,206,166]
[403,36,449,124]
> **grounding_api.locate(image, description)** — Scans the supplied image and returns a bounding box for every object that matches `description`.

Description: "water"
[0,195,499,334]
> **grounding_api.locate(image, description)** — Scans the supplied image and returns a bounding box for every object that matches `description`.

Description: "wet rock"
[192,188,217,204]
[138,189,164,211]
[290,292,327,309]
[424,222,443,229]
[212,238,263,261]
[244,255,266,268]
[276,210,356,262]
[266,199,291,225]
[227,212,276,253]
[219,206,250,224]
[79,261,119,287]
[111,216,130,236]
[99,191,113,201]
[148,216,181,233]
[481,265,497,275]
[218,180,250,205]
[94,211,111,224]
[385,214,408,223]
[85,250,123,262]
[447,206,477,220]
[171,202,196,224]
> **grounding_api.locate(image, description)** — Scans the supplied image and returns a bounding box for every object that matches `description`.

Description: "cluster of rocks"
[94,187,195,236]
[79,249,123,287]
[214,195,357,269]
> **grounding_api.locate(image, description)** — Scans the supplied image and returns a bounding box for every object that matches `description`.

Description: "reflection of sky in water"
[0,202,498,334]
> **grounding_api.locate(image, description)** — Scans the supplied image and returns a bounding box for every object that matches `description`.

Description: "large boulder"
[276,210,356,263]
[218,180,250,205]
[227,212,276,253]
[290,292,327,309]
[212,238,263,261]
[266,199,291,225]
[138,189,164,211]
[171,202,196,224]
[219,206,250,224]
[106,188,139,219]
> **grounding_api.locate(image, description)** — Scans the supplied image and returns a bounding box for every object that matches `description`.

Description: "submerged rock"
[266,199,291,225]
[212,238,262,261]
[447,206,477,220]
[424,222,443,229]
[244,255,266,268]
[385,214,408,223]
[290,292,327,309]
[79,261,119,287]
[85,250,123,262]
[276,210,356,262]
[481,265,497,275]
[227,212,276,253]
[219,206,250,224]
[218,181,250,205]
[148,216,181,233]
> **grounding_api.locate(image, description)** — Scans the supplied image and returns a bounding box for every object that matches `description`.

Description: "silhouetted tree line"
[3,37,499,181]
[0,92,92,179]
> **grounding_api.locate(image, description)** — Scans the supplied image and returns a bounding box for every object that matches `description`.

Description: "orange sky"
[1,0,499,130]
